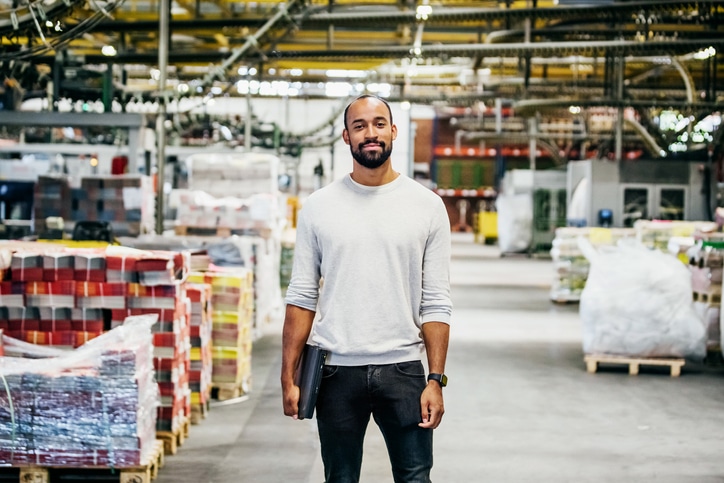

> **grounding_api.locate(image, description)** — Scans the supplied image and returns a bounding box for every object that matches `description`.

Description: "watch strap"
[427,373,447,387]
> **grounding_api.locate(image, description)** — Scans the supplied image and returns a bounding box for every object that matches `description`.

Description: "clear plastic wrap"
[579,237,706,359]
[496,193,532,254]
[0,314,159,468]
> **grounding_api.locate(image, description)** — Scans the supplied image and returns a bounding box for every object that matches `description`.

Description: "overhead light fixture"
[416,5,432,21]
[171,1,188,15]
[325,69,366,78]
[289,69,303,77]
[693,46,716,60]
[325,82,353,98]
[101,45,117,57]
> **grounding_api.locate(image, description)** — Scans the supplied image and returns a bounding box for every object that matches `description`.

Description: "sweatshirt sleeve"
[284,205,322,312]
[420,199,453,324]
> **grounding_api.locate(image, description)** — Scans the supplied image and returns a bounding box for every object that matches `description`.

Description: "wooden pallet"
[211,382,243,401]
[693,289,721,306]
[584,354,685,377]
[156,417,190,456]
[175,225,273,238]
[175,226,232,237]
[550,296,580,305]
[190,400,210,425]
[4,440,165,483]
[211,379,251,402]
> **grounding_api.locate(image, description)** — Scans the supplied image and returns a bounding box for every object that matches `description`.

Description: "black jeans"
[316,361,433,483]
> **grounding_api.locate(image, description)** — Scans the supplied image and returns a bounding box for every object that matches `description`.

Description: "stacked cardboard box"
[70,175,154,236]
[2,250,107,346]
[187,283,213,421]
[111,251,191,434]
[188,271,254,394]
[33,176,72,234]
[689,241,724,354]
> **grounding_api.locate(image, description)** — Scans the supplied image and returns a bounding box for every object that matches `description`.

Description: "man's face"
[343,98,397,170]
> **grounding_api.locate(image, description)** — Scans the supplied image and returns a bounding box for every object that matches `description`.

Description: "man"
[281,94,452,483]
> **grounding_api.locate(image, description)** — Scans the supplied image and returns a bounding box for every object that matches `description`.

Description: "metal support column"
[245,78,252,151]
[614,56,624,162]
[102,63,113,112]
[156,0,169,234]
[528,116,537,171]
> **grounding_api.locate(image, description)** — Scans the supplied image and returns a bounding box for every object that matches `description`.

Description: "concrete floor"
[155,233,724,483]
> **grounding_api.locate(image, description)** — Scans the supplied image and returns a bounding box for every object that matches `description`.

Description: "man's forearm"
[281,304,316,389]
[421,321,450,374]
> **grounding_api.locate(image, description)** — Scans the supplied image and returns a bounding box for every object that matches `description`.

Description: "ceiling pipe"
[55,37,724,66]
[289,1,721,26]
[199,0,299,88]
[623,116,667,158]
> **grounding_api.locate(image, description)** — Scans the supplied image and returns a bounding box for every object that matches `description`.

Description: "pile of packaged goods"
[0,243,194,436]
[688,240,724,353]
[186,284,213,420]
[33,176,72,234]
[0,315,159,467]
[549,227,635,302]
[634,220,718,252]
[188,271,254,395]
[70,175,155,236]
[33,174,154,238]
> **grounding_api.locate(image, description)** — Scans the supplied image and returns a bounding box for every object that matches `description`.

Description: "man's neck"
[350,163,399,187]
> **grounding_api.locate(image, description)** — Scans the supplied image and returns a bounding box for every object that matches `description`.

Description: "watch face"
[441,374,448,386]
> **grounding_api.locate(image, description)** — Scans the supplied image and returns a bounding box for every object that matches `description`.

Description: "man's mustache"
[359,140,386,149]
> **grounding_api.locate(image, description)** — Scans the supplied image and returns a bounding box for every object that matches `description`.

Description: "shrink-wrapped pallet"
[0,315,159,467]
[579,238,706,359]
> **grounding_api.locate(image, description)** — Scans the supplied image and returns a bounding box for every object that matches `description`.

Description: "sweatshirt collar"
[344,173,403,195]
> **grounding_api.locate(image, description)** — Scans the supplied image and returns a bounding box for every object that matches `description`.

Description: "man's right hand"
[282,383,301,420]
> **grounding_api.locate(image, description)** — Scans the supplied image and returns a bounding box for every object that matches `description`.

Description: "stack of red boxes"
[2,250,106,347]
[186,283,213,422]
[128,252,191,435]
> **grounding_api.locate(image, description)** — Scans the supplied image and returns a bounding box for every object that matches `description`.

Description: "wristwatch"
[427,373,448,388]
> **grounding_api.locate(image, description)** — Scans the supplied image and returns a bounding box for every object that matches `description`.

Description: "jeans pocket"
[321,365,338,379]
[394,360,425,378]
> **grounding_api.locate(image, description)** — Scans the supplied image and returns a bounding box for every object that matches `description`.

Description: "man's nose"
[364,126,378,138]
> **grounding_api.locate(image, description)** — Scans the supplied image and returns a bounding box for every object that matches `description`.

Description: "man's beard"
[351,141,392,169]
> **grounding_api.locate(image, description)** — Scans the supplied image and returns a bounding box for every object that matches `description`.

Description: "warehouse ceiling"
[0,0,721,107]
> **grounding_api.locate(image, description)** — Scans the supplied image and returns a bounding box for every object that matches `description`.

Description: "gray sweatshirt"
[285,174,452,366]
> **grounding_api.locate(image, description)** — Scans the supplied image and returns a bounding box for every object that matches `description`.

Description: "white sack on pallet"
[496,193,532,253]
[579,237,706,359]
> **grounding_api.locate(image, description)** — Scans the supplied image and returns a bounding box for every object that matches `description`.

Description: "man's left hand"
[418,383,444,429]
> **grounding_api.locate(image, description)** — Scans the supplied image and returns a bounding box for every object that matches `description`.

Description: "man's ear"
[391,124,398,141]
[342,129,351,146]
